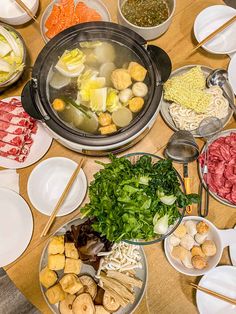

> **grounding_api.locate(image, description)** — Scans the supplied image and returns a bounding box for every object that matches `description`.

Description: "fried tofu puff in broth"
[48,41,149,136]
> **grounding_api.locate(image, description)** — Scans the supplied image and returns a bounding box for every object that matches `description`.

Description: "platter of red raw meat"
[0,96,52,169]
[199,129,236,207]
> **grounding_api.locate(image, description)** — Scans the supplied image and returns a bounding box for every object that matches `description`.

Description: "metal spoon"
[206,69,236,114]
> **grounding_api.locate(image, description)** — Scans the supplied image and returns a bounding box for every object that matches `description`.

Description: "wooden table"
[1,0,236,313]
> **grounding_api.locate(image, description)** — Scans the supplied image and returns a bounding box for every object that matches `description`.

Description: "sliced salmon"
[74,2,87,24]
[45,0,102,39]
[45,5,61,29]
[61,0,75,28]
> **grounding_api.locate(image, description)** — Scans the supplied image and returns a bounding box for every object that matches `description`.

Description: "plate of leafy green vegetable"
[81,153,199,245]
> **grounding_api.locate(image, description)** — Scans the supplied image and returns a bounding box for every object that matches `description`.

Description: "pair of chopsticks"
[190,283,236,305]
[40,158,85,237]
[15,0,38,24]
[192,15,236,52]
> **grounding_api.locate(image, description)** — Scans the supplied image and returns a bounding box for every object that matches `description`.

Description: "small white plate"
[0,96,52,169]
[27,157,87,216]
[228,53,236,95]
[194,5,236,54]
[229,225,236,266]
[0,188,33,267]
[196,266,236,314]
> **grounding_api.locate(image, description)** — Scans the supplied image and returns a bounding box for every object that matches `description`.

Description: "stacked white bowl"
[0,0,39,25]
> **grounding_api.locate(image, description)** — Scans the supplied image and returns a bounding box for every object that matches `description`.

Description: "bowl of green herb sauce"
[118,0,176,40]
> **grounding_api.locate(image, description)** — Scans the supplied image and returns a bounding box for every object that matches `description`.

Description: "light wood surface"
[1,0,236,313]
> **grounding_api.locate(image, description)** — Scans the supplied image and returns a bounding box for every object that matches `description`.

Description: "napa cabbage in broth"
[48,40,149,135]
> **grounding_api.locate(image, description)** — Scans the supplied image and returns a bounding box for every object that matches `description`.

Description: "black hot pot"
[21,22,171,156]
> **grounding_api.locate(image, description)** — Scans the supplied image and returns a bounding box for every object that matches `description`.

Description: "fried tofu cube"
[48,254,65,271]
[65,243,79,259]
[39,267,57,289]
[48,235,64,255]
[46,284,65,304]
[99,124,117,135]
[128,62,147,82]
[64,258,82,275]
[60,274,83,295]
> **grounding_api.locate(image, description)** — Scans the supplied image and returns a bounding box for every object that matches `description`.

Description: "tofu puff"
[48,235,65,255]
[39,267,57,289]
[46,283,65,304]
[64,258,82,274]
[65,243,79,259]
[48,254,65,271]
[60,274,83,295]
[128,62,147,82]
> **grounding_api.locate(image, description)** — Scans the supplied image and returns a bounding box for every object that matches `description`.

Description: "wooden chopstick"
[192,15,236,52]
[40,158,85,237]
[190,283,236,305]
[15,0,39,24]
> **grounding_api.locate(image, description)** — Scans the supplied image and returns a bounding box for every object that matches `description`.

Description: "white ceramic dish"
[160,65,234,137]
[0,97,52,169]
[27,157,87,216]
[229,225,236,266]
[40,0,111,43]
[198,129,236,208]
[196,266,236,314]
[228,53,236,95]
[117,0,176,40]
[194,5,236,54]
[164,216,236,276]
[39,217,148,314]
[0,0,39,25]
[0,188,33,267]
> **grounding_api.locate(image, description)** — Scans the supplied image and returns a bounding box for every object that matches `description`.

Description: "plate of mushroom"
[164,216,236,276]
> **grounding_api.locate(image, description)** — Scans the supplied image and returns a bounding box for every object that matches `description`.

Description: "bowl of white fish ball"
[21,22,171,156]
[164,216,236,276]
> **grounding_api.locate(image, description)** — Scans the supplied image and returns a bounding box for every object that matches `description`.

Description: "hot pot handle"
[147,45,172,83]
[21,81,44,120]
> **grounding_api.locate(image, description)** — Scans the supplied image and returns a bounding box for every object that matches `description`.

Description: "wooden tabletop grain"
[1,0,236,313]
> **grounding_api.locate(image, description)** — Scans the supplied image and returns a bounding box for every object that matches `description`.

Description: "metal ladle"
[165,131,199,214]
[206,69,236,114]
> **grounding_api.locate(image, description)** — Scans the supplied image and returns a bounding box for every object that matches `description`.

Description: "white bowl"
[0,0,39,26]
[164,216,236,276]
[194,5,236,54]
[27,157,87,216]
[117,0,176,41]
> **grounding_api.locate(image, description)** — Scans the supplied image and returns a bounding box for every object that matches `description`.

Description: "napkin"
[0,169,19,193]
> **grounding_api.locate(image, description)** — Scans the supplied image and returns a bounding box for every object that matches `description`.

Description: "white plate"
[228,53,236,95]
[194,5,236,54]
[0,188,33,267]
[160,65,234,137]
[40,0,111,43]
[0,96,52,169]
[196,266,236,314]
[39,218,148,314]
[229,225,236,266]
[27,157,87,216]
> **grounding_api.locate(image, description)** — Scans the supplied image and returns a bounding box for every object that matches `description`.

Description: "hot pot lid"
[28,22,163,147]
